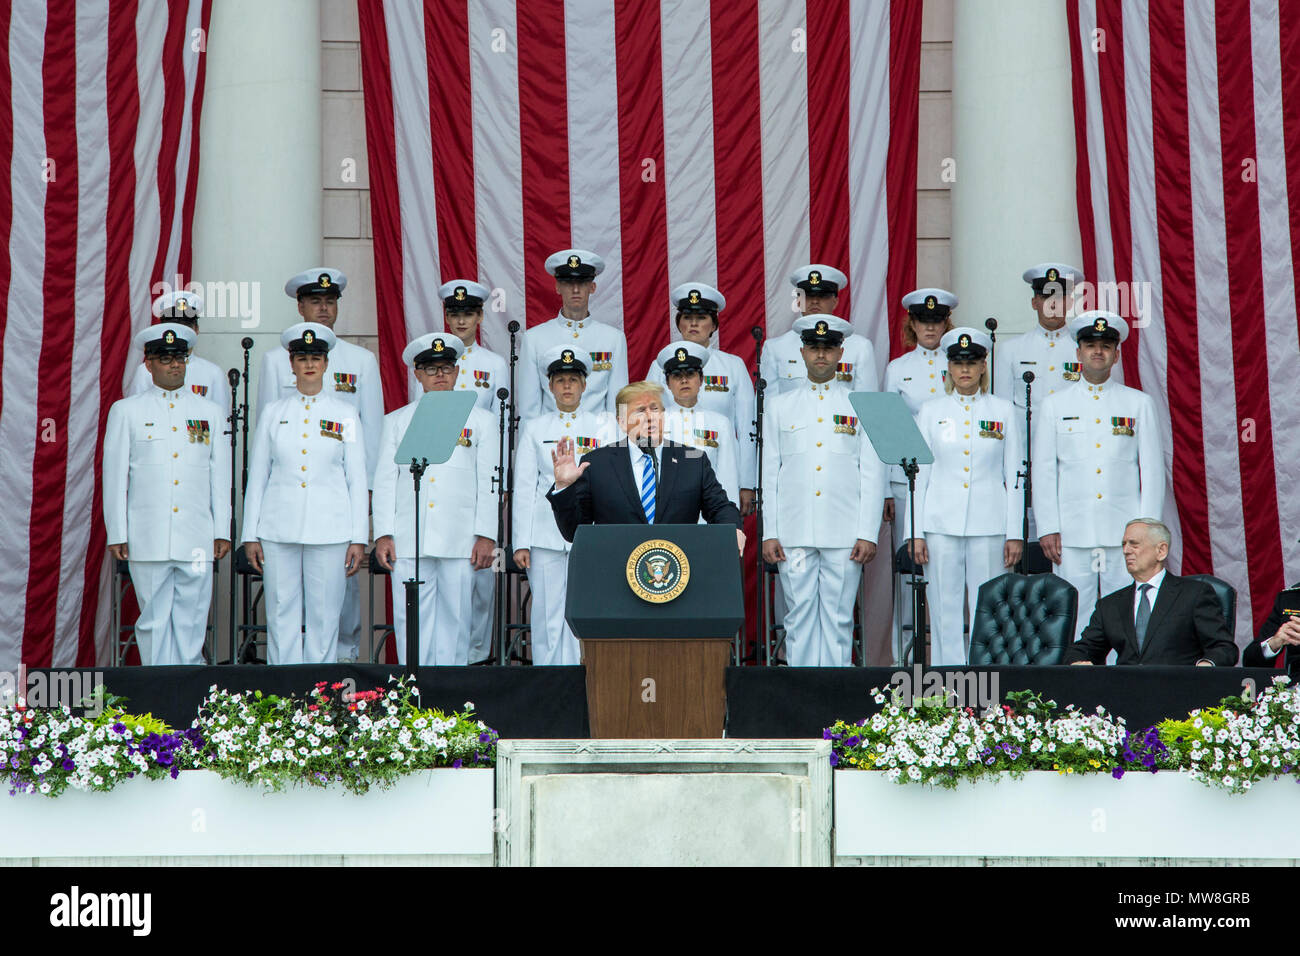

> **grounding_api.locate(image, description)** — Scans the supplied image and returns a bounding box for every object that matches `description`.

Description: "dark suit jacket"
[1066,572,1239,666]
[546,439,741,543]
[1242,583,1300,674]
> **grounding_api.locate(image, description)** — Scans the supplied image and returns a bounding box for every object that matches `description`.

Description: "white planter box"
[834,770,1300,860]
[0,768,494,861]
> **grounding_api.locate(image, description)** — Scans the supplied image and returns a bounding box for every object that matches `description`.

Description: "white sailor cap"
[901,288,958,319]
[1023,262,1084,294]
[671,282,726,314]
[545,249,605,280]
[1069,310,1129,344]
[793,314,852,345]
[284,267,348,299]
[940,327,992,359]
[656,339,711,374]
[438,279,491,312]
[403,332,463,367]
[152,289,205,320]
[280,322,337,353]
[134,322,196,355]
[789,264,847,296]
[542,344,590,376]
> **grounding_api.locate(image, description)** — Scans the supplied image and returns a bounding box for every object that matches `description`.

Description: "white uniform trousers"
[127,560,211,665]
[527,547,580,666]
[391,557,473,666]
[890,480,914,658]
[925,533,1002,666]
[261,541,348,664]
[1057,545,1127,642]
[467,567,495,663]
[336,574,362,661]
[781,547,861,667]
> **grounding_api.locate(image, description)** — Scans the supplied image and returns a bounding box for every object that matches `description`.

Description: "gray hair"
[1125,517,1171,547]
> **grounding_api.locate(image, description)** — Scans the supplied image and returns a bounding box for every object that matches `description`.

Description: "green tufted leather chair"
[967,572,1078,665]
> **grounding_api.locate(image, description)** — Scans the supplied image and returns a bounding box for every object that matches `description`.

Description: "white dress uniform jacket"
[517,313,629,420]
[662,404,741,510]
[760,328,880,397]
[646,346,757,489]
[882,344,945,484]
[257,339,383,486]
[129,354,231,412]
[372,401,498,557]
[407,340,508,415]
[908,391,1023,539]
[104,386,232,559]
[241,392,370,546]
[1032,380,1163,548]
[513,409,611,555]
[762,380,887,548]
[994,323,1125,408]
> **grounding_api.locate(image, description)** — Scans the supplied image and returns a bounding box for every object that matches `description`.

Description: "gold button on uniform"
[172,426,177,432]
[816,466,822,471]
[172,452,178,458]
[168,403,174,409]
[172,507,178,513]
[1097,493,1103,499]
[816,441,822,448]
[300,482,306,488]
[302,449,307,454]
[817,417,823,423]
[815,491,821,496]
[173,479,178,485]
[301,465,307,472]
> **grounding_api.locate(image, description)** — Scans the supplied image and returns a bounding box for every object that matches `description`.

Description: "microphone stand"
[985,317,998,394]
[405,457,428,678]
[237,338,253,661]
[492,385,510,666]
[903,456,929,666]
[225,367,242,661]
[751,321,766,664]
[499,320,520,665]
[1015,370,1035,574]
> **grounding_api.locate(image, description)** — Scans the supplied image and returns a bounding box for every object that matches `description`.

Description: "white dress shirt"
[516,312,629,419]
[1132,568,1166,627]
[759,329,880,396]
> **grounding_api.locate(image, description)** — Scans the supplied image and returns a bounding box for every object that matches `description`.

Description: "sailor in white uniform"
[906,328,1024,665]
[241,323,369,664]
[759,264,879,396]
[1033,311,1163,640]
[655,340,741,510]
[127,290,231,412]
[645,283,756,514]
[256,267,384,662]
[512,346,613,665]
[104,323,231,665]
[516,249,628,421]
[372,333,498,666]
[761,316,887,667]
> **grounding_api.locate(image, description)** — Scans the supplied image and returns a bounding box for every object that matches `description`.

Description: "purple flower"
[829,751,840,767]
[452,758,463,769]
[1112,766,1125,780]
[822,728,834,740]
[61,759,74,772]
[111,722,126,735]
[478,732,492,744]
[844,736,860,749]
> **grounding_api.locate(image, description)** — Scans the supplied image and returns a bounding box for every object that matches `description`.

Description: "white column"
[191,0,322,394]
[951,0,1080,335]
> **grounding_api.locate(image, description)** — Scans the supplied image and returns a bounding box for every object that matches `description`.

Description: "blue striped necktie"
[640,451,656,523]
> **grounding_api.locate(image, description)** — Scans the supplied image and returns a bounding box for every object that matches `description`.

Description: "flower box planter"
[834,770,1300,860]
[0,768,493,861]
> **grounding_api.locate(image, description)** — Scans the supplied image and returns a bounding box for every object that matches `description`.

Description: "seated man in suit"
[1242,584,1300,675]
[1067,517,1238,666]
[547,381,743,552]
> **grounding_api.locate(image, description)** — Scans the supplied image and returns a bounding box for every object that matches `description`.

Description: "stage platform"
[25,664,1278,738]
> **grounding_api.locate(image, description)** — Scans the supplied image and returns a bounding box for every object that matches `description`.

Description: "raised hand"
[551,436,591,490]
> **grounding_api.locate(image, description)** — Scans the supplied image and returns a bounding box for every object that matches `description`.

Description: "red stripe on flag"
[175,0,212,280]
[885,0,920,359]
[516,0,571,329]
[358,0,408,412]
[710,0,765,369]
[1147,0,1209,573]
[806,0,851,319]
[1214,5,1283,629]
[150,0,189,289]
[0,0,12,426]
[25,2,79,665]
[80,0,143,665]
[424,0,476,286]
[1282,5,1300,376]
[1066,0,1098,288]
[614,0,669,384]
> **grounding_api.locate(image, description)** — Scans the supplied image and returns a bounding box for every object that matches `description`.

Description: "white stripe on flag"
[660,0,719,350]
[847,0,891,378]
[470,0,525,358]
[1184,1,1251,633]
[159,0,205,281]
[564,0,625,329]
[1250,0,1300,581]
[757,0,810,338]
[0,3,48,666]
[130,0,168,348]
[1076,0,1115,285]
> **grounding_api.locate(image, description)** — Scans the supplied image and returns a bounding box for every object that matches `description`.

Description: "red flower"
[315,681,327,689]
[348,703,357,712]
[331,682,345,690]
[308,704,319,711]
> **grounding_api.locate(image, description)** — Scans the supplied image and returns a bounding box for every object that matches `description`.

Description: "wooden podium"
[566,525,744,739]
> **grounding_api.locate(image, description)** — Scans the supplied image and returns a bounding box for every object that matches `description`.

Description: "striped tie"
[640,451,656,523]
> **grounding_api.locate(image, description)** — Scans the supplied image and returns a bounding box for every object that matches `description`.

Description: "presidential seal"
[626,539,691,604]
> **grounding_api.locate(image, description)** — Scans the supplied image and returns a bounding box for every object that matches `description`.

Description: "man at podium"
[547,382,744,554]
